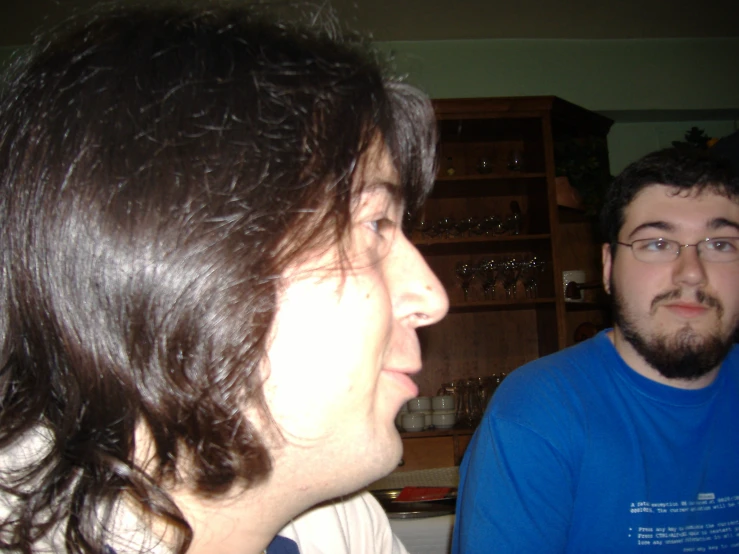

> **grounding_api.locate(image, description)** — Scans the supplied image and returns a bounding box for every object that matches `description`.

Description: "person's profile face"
[258,142,448,497]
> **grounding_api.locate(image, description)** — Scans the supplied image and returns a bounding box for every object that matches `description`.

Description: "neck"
[608,328,721,390]
[167,447,343,554]
[170,475,304,554]
[134,416,324,554]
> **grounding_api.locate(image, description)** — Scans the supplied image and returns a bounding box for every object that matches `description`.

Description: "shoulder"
[277,491,407,554]
[721,344,739,383]
[726,344,739,366]
[494,332,614,409]
[484,332,618,440]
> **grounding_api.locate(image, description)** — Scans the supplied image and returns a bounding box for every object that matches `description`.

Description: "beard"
[610,278,734,381]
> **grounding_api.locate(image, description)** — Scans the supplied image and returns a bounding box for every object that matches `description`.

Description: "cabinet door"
[454,433,473,465]
[414,111,560,396]
[398,436,455,472]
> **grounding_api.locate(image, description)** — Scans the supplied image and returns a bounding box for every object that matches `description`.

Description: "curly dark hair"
[600,147,739,250]
[0,4,437,553]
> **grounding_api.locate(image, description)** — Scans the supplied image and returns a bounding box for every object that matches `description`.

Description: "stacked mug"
[402,396,432,432]
[397,395,456,432]
[431,395,456,429]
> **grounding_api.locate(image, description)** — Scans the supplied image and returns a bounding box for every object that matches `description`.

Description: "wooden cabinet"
[413,96,613,397]
[557,209,613,348]
[397,430,473,472]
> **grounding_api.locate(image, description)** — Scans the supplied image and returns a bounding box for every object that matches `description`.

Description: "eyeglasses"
[617,237,739,263]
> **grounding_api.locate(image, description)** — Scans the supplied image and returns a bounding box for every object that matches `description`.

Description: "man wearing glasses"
[453,148,739,553]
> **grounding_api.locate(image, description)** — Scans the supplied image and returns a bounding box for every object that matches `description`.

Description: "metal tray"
[370,488,457,519]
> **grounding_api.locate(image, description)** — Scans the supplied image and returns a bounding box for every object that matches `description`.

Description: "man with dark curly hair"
[0,4,448,553]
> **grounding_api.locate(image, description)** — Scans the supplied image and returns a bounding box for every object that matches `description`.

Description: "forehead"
[355,143,401,202]
[621,184,739,237]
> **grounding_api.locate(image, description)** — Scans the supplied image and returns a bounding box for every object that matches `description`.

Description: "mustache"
[651,288,723,314]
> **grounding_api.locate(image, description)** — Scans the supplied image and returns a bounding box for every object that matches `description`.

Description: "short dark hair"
[0,4,436,552]
[600,147,739,248]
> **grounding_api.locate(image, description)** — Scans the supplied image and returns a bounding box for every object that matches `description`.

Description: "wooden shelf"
[431,174,547,198]
[435,171,546,182]
[565,300,610,311]
[414,234,552,257]
[399,428,475,439]
[397,429,476,470]
[414,233,550,247]
[449,297,556,314]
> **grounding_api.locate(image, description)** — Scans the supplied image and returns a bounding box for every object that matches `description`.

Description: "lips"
[652,288,723,320]
[662,302,710,319]
[382,368,420,398]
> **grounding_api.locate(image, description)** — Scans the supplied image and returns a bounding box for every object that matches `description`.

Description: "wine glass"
[479,259,499,301]
[455,261,476,301]
[521,257,545,298]
[454,217,473,237]
[414,217,430,239]
[501,258,521,300]
[477,157,493,174]
[437,216,455,239]
[505,212,522,235]
[456,379,482,428]
[467,216,483,236]
[507,148,524,171]
[481,214,503,235]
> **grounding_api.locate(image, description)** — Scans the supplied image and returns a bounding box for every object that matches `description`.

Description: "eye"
[367,217,396,236]
[706,238,739,253]
[638,238,674,252]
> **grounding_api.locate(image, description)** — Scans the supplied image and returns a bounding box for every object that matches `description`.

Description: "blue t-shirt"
[267,535,300,553]
[453,331,739,553]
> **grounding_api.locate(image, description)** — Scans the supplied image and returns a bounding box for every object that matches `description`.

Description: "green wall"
[609,119,737,174]
[0,46,18,68]
[378,37,739,111]
[3,37,737,174]
[377,37,739,172]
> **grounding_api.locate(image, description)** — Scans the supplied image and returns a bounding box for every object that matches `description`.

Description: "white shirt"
[278,491,409,554]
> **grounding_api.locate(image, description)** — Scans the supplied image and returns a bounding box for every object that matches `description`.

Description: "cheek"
[712,269,739,316]
[264,273,393,420]
[613,260,668,304]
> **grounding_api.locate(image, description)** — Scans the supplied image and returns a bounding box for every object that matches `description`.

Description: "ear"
[602,243,613,295]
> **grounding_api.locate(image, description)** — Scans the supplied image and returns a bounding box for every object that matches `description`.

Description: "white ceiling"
[1,0,738,47]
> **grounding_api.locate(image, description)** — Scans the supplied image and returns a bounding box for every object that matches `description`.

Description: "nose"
[672,244,708,288]
[388,233,449,327]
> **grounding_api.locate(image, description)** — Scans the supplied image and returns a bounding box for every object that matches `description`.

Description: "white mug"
[407,396,432,412]
[432,395,455,411]
[401,412,425,432]
[432,412,457,429]
[563,270,586,302]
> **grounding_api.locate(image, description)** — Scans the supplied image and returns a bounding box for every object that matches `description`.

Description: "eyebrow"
[708,217,739,234]
[364,179,403,199]
[627,221,673,239]
[627,218,739,239]
[361,180,405,212]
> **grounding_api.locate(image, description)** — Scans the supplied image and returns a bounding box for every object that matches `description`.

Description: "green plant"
[671,126,711,151]
[554,135,612,216]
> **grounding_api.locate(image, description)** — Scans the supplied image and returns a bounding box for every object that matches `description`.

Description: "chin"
[327,448,402,498]
[384,428,404,466]
[362,428,403,485]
